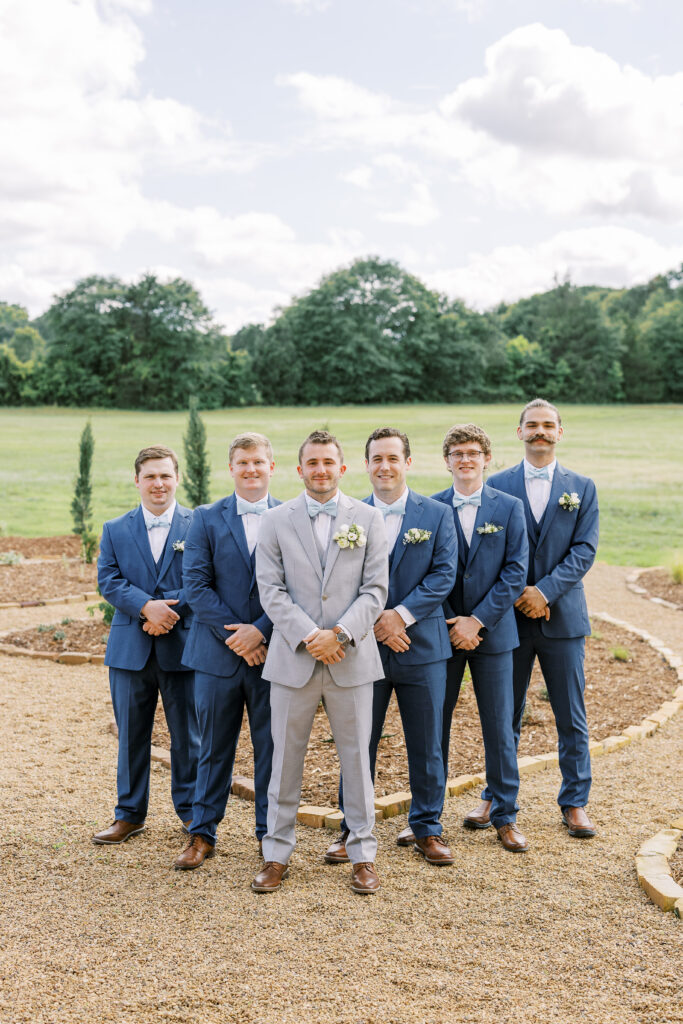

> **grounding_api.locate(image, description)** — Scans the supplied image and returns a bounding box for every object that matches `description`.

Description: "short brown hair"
[442,424,491,459]
[229,432,273,463]
[298,429,344,465]
[135,445,179,476]
[365,427,411,461]
[519,398,562,426]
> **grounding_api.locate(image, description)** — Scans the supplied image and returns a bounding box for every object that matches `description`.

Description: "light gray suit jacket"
[255,492,388,688]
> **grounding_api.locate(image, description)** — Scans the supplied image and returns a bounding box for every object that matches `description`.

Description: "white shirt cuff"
[395,604,416,628]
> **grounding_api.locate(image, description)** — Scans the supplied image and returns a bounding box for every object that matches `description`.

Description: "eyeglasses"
[447,450,485,461]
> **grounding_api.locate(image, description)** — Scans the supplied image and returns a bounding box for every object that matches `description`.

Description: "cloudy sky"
[2,0,683,332]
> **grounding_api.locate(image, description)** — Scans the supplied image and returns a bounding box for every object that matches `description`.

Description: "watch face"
[336,630,350,645]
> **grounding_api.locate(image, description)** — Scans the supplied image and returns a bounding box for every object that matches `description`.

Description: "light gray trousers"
[263,663,377,865]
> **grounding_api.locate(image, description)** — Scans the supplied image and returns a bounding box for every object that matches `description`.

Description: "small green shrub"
[61,617,72,626]
[589,629,603,641]
[538,686,551,702]
[611,645,631,662]
[0,550,23,565]
[37,623,52,633]
[52,630,66,641]
[669,561,683,585]
[521,705,532,727]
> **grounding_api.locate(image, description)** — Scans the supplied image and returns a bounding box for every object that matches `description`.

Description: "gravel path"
[1,565,682,1024]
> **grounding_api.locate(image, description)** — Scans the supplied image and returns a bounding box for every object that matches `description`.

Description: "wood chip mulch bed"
[0,534,82,558]
[0,559,98,604]
[2,617,107,655]
[636,568,683,610]
[142,617,677,806]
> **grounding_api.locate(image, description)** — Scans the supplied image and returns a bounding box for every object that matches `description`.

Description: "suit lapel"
[291,494,323,582]
[467,487,497,566]
[322,494,354,587]
[390,489,421,575]
[536,463,567,551]
[221,495,252,575]
[128,507,157,580]
[156,504,191,582]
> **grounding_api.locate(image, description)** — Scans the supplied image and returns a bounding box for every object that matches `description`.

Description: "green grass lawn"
[2,404,681,566]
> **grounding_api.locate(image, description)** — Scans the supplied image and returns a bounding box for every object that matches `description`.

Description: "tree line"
[2,257,682,408]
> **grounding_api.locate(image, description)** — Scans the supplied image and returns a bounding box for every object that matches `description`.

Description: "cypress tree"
[71,420,97,562]
[183,397,211,507]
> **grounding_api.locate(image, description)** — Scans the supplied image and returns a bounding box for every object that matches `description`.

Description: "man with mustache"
[465,399,600,839]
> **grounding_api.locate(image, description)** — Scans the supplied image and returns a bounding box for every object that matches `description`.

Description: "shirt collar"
[452,484,483,502]
[141,500,176,525]
[523,458,556,480]
[373,486,409,511]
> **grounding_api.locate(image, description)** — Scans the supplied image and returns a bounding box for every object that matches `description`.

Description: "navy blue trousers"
[190,664,273,844]
[443,650,519,828]
[109,649,198,823]
[482,626,591,808]
[340,658,447,839]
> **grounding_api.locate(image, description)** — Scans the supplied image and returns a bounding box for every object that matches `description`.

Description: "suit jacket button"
[465,574,471,580]
[322,595,328,601]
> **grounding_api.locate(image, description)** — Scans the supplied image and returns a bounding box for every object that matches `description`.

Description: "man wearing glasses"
[432,424,530,852]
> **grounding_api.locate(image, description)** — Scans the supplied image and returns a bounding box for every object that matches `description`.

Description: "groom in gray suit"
[252,430,388,895]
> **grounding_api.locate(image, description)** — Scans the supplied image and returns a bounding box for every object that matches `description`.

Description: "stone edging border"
[108,610,683,831]
[635,818,683,917]
[626,567,682,612]
[0,591,99,612]
[0,592,104,662]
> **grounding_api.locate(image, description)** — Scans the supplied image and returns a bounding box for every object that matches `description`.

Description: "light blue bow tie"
[146,514,172,530]
[525,465,550,481]
[236,496,269,516]
[452,493,481,509]
[380,502,406,518]
[307,499,337,518]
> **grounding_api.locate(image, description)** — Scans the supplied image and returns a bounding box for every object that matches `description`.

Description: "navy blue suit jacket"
[487,461,598,639]
[366,489,457,668]
[431,484,528,654]
[181,493,280,677]
[98,503,194,672]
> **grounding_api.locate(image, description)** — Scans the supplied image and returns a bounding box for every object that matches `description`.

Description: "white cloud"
[426,227,683,309]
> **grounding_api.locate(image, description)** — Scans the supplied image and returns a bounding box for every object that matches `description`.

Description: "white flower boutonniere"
[333,523,367,550]
[476,523,504,535]
[403,528,432,545]
[559,492,581,512]
[172,540,185,552]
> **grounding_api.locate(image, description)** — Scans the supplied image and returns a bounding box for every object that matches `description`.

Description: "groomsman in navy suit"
[433,424,530,852]
[326,427,458,866]
[478,399,599,839]
[94,445,199,845]
[174,433,280,870]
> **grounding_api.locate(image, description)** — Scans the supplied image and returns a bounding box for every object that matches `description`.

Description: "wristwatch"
[334,627,352,648]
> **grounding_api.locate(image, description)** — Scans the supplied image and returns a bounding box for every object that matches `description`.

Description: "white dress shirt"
[307,490,339,551]
[524,458,556,523]
[452,485,482,546]
[141,500,176,563]
[373,487,415,628]
[239,498,270,555]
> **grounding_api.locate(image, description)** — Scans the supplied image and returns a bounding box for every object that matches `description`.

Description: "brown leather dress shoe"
[463,799,492,830]
[174,835,215,870]
[251,861,289,892]
[92,820,144,845]
[396,826,415,847]
[413,835,455,865]
[562,806,597,838]
[496,823,530,852]
[350,862,380,894]
[324,829,350,863]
